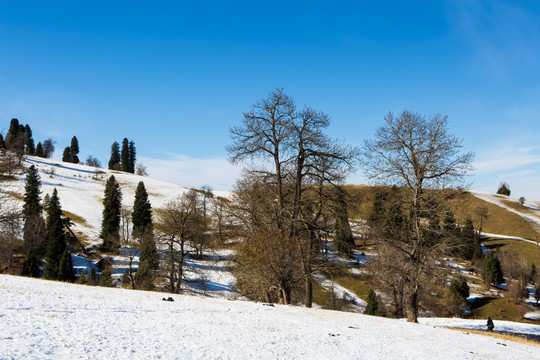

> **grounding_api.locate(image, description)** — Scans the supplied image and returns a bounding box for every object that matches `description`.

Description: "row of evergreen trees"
[1,118,36,156]
[108,138,136,173]
[20,165,75,281]
[99,175,157,288]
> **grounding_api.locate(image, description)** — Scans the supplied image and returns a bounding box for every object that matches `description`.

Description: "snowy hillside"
[1,275,539,359]
[6,156,229,243]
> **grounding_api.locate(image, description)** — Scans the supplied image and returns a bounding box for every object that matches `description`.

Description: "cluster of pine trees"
[1,119,36,156]
[20,165,75,281]
[108,138,136,173]
[62,136,80,164]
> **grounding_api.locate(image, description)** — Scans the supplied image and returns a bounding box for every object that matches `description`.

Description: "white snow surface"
[1,275,539,360]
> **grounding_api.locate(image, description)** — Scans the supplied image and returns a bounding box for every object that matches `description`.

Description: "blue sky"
[1,1,539,200]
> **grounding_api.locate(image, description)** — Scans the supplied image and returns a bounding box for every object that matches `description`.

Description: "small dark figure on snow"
[486,317,494,332]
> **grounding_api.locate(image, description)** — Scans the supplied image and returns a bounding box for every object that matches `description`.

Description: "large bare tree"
[228,88,358,306]
[362,110,474,322]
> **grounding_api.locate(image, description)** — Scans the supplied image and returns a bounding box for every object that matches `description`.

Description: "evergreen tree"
[22,165,47,254]
[24,124,35,155]
[121,138,129,172]
[99,266,114,287]
[62,147,73,163]
[128,140,136,173]
[0,133,5,149]
[481,252,504,285]
[132,181,158,289]
[100,175,122,252]
[22,165,42,220]
[108,141,120,170]
[132,181,153,240]
[44,189,73,280]
[364,288,380,315]
[6,118,20,149]
[21,248,40,277]
[89,267,99,285]
[497,182,511,196]
[58,249,75,282]
[70,136,80,163]
[35,142,44,157]
[333,186,355,254]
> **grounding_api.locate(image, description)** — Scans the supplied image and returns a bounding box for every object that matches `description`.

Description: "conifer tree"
[128,140,136,173]
[121,138,129,172]
[22,165,42,220]
[58,249,75,282]
[0,133,5,149]
[22,165,47,254]
[24,124,35,155]
[132,181,158,289]
[100,175,122,252]
[332,186,355,254]
[21,248,40,277]
[481,252,504,285]
[44,189,73,281]
[99,266,114,287]
[364,288,380,315]
[108,141,120,170]
[35,142,44,157]
[70,136,80,163]
[6,118,20,149]
[62,147,73,163]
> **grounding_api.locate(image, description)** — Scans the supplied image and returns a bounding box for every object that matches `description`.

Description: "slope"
[1,275,538,359]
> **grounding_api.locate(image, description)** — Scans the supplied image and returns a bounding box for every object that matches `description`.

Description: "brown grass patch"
[449,327,540,346]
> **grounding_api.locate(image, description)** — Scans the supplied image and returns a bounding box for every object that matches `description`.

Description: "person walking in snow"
[486,317,494,332]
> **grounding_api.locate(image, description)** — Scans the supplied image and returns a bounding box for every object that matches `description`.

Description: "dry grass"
[62,210,89,227]
[449,327,540,346]
[482,237,540,268]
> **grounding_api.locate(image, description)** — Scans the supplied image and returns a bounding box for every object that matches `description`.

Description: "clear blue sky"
[1,1,539,200]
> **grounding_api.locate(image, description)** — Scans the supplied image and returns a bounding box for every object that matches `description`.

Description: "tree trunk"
[304,275,313,308]
[406,291,418,323]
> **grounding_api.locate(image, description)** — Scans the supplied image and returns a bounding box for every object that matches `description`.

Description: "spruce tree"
[100,175,122,252]
[108,141,120,170]
[24,124,35,155]
[0,133,5,149]
[6,118,20,149]
[364,288,380,315]
[481,252,504,286]
[132,181,158,289]
[128,140,136,173]
[70,136,80,163]
[58,249,76,282]
[44,189,73,280]
[62,147,73,163]
[35,142,44,157]
[121,138,129,172]
[99,266,114,287]
[22,165,46,254]
[333,186,355,254]
[21,248,40,277]
[22,165,42,220]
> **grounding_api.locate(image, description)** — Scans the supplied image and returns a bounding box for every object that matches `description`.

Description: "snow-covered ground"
[1,275,539,359]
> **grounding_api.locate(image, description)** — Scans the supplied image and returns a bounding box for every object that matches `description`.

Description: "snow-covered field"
[1,275,539,359]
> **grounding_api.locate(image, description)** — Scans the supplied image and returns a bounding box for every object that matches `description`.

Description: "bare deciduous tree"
[156,190,203,293]
[362,110,474,322]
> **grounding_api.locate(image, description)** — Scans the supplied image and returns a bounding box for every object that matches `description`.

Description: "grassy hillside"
[344,185,540,240]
